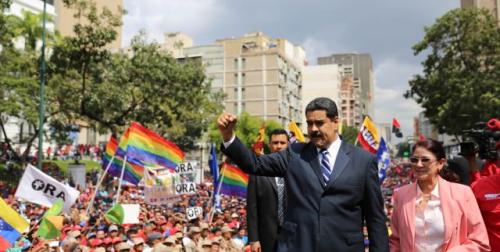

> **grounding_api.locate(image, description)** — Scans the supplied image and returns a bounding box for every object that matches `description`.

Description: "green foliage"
[7,10,57,51]
[396,142,411,158]
[340,125,358,145]
[405,8,500,136]
[0,8,57,161]
[208,112,284,151]
[50,30,223,150]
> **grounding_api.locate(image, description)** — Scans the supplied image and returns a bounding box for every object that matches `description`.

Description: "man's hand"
[217,112,238,142]
[250,241,262,252]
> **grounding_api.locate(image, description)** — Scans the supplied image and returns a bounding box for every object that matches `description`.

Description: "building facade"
[216,32,306,126]
[461,0,500,25]
[54,0,123,49]
[301,64,341,132]
[317,53,374,126]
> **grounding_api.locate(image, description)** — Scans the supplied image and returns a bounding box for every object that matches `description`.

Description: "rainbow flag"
[219,163,249,198]
[0,198,29,250]
[120,122,185,170]
[102,134,144,185]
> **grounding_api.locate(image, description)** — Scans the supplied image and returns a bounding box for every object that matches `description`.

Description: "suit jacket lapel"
[303,143,325,189]
[438,177,455,247]
[326,142,350,188]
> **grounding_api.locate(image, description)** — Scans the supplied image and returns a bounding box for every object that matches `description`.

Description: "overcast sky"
[122,0,460,142]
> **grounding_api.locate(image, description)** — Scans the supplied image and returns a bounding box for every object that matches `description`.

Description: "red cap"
[103,238,113,244]
[90,239,103,247]
[112,237,122,244]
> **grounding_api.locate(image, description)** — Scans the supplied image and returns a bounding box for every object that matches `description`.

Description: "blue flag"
[208,143,221,209]
[376,138,390,184]
[209,143,219,183]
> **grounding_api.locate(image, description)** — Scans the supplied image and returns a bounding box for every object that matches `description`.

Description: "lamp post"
[37,0,47,169]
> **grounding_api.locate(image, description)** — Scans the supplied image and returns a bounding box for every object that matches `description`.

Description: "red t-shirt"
[470,161,500,185]
[472,173,500,251]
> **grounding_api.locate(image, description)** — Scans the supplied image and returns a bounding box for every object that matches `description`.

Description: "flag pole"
[208,164,226,224]
[115,156,127,204]
[86,155,115,215]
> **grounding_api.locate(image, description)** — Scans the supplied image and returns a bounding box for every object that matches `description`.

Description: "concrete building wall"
[461,0,500,25]
[301,64,341,132]
[216,32,305,126]
[54,0,123,49]
[318,53,374,122]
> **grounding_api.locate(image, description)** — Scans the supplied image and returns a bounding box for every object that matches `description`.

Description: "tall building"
[216,32,306,126]
[339,74,363,128]
[54,0,123,49]
[317,53,374,125]
[461,0,500,25]
[162,32,194,58]
[161,32,225,94]
[301,64,341,132]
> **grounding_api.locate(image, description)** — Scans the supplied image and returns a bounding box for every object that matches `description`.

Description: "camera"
[460,119,500,160]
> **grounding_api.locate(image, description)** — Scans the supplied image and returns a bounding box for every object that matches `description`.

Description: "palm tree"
[7,10,57,51]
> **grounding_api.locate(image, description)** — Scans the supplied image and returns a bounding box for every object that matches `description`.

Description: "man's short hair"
[269,129,289,140]
[305,97,338,119]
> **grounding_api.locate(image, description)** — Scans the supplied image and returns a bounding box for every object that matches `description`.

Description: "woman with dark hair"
[389,139,490,252]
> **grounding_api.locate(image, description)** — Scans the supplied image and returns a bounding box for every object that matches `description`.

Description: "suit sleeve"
[221,136,288,177]
[247,175,259,243]
[447,187,490,252]
[389,191,401,252]
[363,156,390,252]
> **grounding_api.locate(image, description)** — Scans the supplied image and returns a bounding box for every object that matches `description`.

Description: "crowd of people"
[0,99,497,252]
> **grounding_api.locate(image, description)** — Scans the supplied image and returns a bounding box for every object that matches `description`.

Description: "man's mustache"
[310,132,322,138]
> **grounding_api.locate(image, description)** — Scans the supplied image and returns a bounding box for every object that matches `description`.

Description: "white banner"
[15,165,80,212]
[68,164,86,189]
[186,206,203,220]
[122,204,140,224]
[175,161,203,184]
[144,186,182,205]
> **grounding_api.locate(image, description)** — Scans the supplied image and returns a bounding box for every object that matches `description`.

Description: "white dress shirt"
[316,134,342,173]
[414,182,445,252]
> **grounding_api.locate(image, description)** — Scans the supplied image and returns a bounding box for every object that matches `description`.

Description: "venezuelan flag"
[0,198,29,250]
[219,163,249,198]
[121,122,185,170]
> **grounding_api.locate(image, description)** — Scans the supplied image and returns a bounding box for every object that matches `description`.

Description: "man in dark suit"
[247,129,289,252]
[217,97,389,252]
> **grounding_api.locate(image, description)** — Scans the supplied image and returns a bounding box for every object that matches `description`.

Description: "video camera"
[460,118,500,160]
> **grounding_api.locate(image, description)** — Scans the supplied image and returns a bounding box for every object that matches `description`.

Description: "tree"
[49,1,223,151]
[207,112,283,151]
[340,125,358,145]
[0,0,13,47]
[7,10,58,51]
[0,3,58,163]
[405,8,500,137]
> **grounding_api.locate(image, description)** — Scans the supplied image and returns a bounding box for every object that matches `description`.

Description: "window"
[241,58,246,69]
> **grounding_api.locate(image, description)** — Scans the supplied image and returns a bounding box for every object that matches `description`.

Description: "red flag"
[392,118,403,138]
